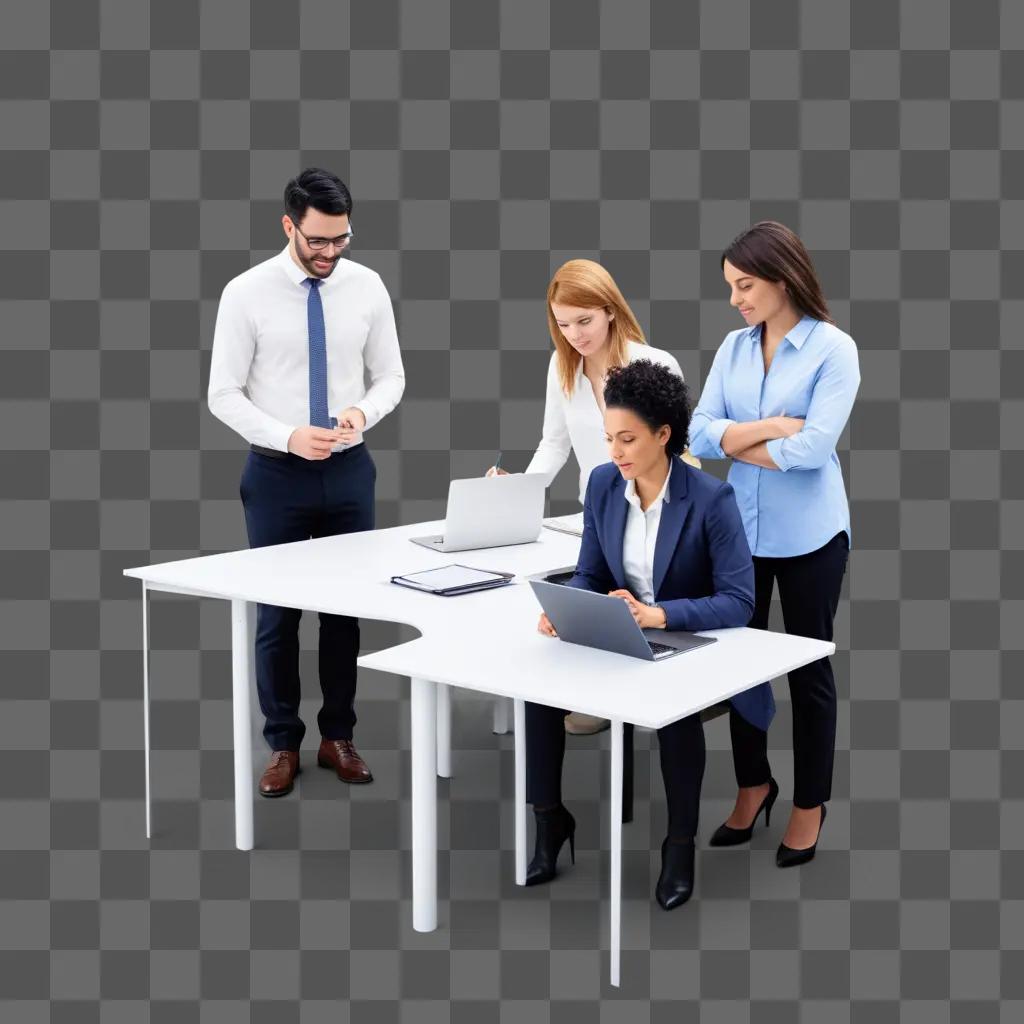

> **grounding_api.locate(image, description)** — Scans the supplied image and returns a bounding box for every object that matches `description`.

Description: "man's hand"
[486,467,510,477]
[287,426,341,460]
[538,612,558,637]
[335,407,367,444]
[608,589,668,629]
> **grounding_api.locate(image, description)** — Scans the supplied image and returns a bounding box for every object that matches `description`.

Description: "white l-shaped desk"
[126,521,833,986]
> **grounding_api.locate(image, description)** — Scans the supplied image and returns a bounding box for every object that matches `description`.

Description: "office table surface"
[358,593,834,730]
[123,519,581,615]
[125,519,833,730]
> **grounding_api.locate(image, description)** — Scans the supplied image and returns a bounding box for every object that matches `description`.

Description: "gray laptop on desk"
[411,473,546,553]
[529,580,717,662]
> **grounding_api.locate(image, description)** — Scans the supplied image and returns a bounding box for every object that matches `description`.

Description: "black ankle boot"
[656,837,695,910]
[709,777,779,847]
[525,805,576,886]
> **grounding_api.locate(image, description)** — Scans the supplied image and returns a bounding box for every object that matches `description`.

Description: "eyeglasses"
[289,216,354,252]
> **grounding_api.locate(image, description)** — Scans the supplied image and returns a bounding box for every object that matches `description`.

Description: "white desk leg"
[436,682,451,779]
[142,583,152,840]
[609,719,623,988]
[514,698,527,885]
[230,600,254,852]
[492,696,511,735]
[410,676,438,932]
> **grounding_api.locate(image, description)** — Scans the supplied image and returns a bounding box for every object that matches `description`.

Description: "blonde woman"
[490,259,694,734]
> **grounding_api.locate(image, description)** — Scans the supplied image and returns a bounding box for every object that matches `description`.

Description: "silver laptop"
[410,474,546,553]
[529,580,717,661]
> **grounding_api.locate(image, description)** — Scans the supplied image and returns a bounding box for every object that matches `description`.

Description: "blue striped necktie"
[304,278,334,429]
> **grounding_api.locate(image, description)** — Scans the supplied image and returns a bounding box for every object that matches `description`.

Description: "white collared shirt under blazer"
[208,246,405,453]
[620,469,671,606]
[525,341,684,505]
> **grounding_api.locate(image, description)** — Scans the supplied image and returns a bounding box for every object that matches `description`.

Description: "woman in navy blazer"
[526,360,769,909]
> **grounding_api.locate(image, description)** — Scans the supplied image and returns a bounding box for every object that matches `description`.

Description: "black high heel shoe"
[525,804,576,886]
[776,803,827,868]
[656,837,695,910]
[708,777,779,847]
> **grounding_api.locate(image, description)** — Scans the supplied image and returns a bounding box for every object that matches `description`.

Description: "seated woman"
[526,359,770,909]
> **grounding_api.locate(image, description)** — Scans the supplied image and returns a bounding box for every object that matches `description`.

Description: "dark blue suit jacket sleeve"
[566,476,615,595]
[657,483,755,632]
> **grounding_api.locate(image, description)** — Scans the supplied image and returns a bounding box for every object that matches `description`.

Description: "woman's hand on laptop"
[485,466,509,477]
[608,589,668,630]
[538,612,558,637]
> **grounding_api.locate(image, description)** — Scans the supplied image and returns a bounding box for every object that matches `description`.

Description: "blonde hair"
[546,260,646,395]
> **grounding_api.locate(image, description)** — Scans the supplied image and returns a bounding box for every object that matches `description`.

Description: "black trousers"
[729,530,849,809]
[240,444,375,751]
[526,703,706,840]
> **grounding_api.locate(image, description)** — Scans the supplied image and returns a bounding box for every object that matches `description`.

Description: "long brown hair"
[546,260,646,395]
[721,221,834,325]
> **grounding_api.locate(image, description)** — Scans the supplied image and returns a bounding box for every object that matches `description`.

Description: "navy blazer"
[568,455,775,732]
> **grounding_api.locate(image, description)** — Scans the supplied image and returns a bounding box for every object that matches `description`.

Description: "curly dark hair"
[603,360,691,456]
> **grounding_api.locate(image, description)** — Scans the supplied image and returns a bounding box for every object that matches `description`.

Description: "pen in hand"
[487,451,506,478]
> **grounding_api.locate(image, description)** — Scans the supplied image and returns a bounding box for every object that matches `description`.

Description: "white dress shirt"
[621,468,671,606]
[208,246,405,453]
[524,341,683,504]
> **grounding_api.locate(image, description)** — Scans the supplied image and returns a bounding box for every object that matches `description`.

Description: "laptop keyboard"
[648,640,675,657]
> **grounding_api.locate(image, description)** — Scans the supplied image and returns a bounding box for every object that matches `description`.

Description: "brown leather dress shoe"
[317,738,373,784]
[259,750,300,797]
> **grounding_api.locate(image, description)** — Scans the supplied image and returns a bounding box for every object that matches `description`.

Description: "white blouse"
[621,470,671,605]
[524,341,684,505]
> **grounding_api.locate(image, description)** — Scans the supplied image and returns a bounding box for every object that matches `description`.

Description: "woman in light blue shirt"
[689,221,860,868]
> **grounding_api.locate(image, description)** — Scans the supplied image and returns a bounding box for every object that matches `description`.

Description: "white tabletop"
[358,582,833,730]
[125,521,833,730]
[124,520,581,625]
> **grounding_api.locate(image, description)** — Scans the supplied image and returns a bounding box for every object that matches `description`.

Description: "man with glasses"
[208,167,405,797]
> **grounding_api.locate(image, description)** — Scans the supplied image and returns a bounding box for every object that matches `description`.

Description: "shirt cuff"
[765,437,790,472]
[352,400,379,432]
[703,418,735,460]
[270,422,296,453]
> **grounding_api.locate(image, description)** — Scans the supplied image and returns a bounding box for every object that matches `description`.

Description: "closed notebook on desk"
[390,564,514,597]
[542,512,584,537]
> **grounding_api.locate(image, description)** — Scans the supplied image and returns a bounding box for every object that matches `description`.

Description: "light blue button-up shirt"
[688,316,860,558]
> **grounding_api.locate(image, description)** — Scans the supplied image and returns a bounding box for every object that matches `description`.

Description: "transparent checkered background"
[2,0,1022,1019]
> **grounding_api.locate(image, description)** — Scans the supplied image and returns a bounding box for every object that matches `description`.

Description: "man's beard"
[298,247,341,278]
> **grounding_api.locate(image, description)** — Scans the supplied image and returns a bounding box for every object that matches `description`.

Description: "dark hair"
[603,360,691,457]
[284,167,353,223]
[721,221,833,325]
